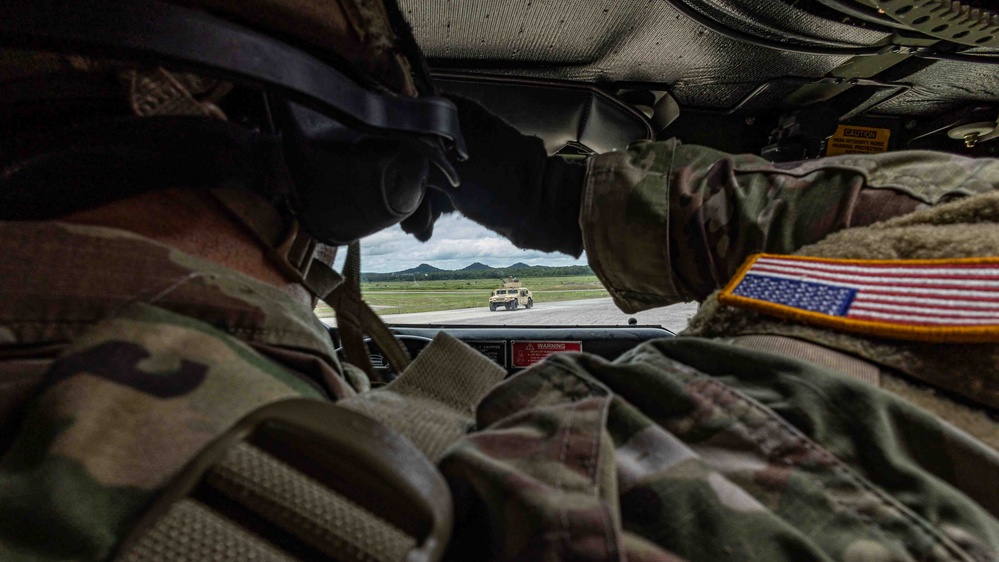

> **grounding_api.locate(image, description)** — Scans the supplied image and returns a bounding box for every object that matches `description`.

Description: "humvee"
[489,278,534,311]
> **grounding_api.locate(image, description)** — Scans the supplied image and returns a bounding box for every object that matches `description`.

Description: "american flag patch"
[718,254,999,343]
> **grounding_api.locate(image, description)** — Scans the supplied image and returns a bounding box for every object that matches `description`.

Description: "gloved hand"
[401,96,586,257]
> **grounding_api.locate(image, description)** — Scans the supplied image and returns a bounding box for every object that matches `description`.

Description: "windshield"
[315,216,696,333]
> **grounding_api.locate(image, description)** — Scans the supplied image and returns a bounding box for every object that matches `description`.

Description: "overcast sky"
[352,213,588,273]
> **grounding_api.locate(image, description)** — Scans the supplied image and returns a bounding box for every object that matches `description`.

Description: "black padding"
[436,76,653,155]
[0,117,286,220]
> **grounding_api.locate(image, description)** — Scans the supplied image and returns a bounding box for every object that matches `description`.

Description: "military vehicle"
[488,278,534,311]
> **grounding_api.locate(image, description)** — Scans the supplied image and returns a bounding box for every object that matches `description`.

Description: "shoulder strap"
[325,242,412,384]
[114,399,453,562]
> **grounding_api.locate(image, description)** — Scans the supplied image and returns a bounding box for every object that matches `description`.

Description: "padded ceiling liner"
[682,0,887,45]
[402,0,999,117]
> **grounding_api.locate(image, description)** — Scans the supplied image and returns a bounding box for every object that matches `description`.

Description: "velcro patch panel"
[718,254,999,343]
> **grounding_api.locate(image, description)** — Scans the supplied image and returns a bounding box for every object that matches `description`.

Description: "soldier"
[426,99,999,561]
[0,3,996,562]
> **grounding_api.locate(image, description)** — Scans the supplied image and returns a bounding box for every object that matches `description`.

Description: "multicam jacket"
[2,142,998,562]
[582,140,999,437]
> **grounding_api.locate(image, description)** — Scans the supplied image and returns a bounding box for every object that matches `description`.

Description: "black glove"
[400,187,454,242]
[402,96,586,257]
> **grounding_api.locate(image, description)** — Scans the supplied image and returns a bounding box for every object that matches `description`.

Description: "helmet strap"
[212,188,411,384]
[210,187,343,300]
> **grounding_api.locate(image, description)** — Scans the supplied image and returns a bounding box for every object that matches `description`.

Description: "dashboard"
[328,325,677,380]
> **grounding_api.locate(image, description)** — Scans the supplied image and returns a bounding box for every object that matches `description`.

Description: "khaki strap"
[729,335,881,386]
[208,443,416,562]
[120,447,413,562]
[115,399,453,562]
[326,241,411,384]
[341,331,507,462]
[118,499,295,562]
[116,337,506,561]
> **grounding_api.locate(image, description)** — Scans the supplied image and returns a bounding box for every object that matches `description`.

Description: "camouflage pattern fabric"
[3,138,999,562]
[0,221,349,561]
[440,338,999,562]
[0,221,355,405]
[582,139,999,311]
[0,303,316,561]
[684,190,999,423]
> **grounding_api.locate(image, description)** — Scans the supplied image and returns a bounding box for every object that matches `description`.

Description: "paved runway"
[324,298,699,334]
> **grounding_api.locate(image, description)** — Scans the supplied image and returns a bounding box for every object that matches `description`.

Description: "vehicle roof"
[404,0,999,118]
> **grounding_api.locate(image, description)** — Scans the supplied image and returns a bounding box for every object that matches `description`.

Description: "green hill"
[397,263,444,274]
[460,262,493,271]
[362,262,593,282]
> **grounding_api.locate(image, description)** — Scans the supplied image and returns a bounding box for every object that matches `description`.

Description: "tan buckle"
[115,399,453,562]
[273,221,319,282]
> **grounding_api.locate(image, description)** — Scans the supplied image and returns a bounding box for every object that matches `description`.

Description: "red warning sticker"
[511,340,583,368]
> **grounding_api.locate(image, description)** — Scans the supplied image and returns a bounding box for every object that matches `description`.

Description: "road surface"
[324,298,699,334]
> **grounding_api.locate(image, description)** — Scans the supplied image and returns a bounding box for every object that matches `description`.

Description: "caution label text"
[827,125,891,156]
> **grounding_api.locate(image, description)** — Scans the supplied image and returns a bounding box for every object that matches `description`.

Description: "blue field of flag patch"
[732,274,857,316]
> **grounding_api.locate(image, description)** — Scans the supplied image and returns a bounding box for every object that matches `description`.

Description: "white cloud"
[346,213,588,273]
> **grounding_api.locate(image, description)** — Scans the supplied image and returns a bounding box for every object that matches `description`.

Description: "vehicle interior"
[329,0,999,378]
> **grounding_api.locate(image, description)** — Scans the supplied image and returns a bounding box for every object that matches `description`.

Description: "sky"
[350,213,588,273]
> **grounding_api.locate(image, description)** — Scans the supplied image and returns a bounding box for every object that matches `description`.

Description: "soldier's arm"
[582,140,999,312]
[436,98,998,310]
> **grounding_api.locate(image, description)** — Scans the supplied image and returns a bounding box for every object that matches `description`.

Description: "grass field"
[315,275,609,318]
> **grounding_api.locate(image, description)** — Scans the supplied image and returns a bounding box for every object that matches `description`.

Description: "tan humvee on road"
[488,278,533,311]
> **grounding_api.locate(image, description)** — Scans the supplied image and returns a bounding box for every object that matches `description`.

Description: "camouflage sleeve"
[581,139,999,312]
[439,337,999,562]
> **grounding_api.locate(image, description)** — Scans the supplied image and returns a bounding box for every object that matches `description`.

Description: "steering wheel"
[334,334,434,382]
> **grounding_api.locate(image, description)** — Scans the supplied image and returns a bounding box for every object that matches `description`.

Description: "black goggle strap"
[212,189,409,385]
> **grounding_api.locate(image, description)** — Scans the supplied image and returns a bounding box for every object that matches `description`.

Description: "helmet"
[0,0,465,248]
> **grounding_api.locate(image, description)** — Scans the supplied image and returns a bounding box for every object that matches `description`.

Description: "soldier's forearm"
[581,139,997,313]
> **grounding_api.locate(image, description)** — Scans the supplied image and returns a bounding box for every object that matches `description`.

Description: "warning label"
[511,340,583,368]
[826,125,891,156]
[467,340,507,368]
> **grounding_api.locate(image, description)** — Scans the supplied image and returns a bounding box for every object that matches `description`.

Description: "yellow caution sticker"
[826,125,891,156]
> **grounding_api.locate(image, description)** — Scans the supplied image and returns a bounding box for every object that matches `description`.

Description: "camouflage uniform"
[583,139,997,309]
[582,140,999,428]
[2,143,999,562]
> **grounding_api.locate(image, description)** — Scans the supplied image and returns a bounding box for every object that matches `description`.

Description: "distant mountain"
[460,262,494,271]
[362,262,594,282]
[397,263,444,274]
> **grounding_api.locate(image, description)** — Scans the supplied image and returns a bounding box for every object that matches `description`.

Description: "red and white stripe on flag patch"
[718,254,999,343]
